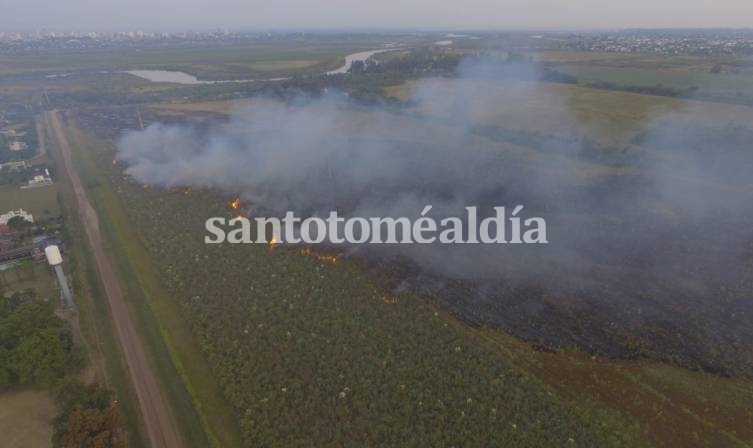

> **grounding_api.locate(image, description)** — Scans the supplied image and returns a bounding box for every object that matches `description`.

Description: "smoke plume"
[116,59,753,374]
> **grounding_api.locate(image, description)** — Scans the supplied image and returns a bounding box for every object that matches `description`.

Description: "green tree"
[0,296,83,391]
[7,215,32,232]
[56,406,125,448]
[13,330,69,387]
[53,380,125,448]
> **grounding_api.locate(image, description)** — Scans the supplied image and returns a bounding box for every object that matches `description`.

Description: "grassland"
[96,132,753,447]
[530,51,753,103]
[0,390,56,448]
[0,184,60,218]
[62,100,642,446]
[563,65,753,93]
[476,329,753,447]
[111,177,643,447]
[133,82,753,447]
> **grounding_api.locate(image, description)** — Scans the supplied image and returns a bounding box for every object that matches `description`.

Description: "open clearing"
[0,390,56,448]
[0,262,58,301]
[0,184,60,218]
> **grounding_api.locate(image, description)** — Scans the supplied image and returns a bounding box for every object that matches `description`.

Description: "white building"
[0,209,34,225]
[9,141,28,152]
[24,174,53,188]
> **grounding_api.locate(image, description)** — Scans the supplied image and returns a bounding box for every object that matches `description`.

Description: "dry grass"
[244,59,319,71]
[0,390,56,448]
[0,184,60,218]
[150,99,255,114]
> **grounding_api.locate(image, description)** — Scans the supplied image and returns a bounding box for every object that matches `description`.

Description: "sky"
[2,0,752,31]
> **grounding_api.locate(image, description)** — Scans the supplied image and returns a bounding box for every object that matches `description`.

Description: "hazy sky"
[3,0,752,31]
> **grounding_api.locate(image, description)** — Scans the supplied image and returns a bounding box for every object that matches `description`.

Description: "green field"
[0,184,60,219]
[561,65,753,93]
[0,37,426,80]
[530,51,753,104]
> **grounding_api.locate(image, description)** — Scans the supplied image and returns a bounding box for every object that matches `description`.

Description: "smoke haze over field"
[116,59,753,373]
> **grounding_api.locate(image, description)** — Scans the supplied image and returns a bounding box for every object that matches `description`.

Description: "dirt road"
[46,111,185,448]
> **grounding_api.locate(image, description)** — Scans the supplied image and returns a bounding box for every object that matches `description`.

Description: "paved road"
[47,111,185,448]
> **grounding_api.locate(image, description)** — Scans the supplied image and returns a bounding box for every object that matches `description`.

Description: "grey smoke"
[116,59,753,372]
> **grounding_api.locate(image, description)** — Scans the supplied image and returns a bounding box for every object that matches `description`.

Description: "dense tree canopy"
[0,295,85,390]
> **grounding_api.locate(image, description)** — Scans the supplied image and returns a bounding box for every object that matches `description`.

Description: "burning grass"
[75,132,639,446]
[68,84,753,446]
[119,186,642,447]
[106,167,753,447]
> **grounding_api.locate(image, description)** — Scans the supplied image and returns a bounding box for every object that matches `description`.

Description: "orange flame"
[230,198,240,210]
[381,296,399,305]
[298,247,337,263]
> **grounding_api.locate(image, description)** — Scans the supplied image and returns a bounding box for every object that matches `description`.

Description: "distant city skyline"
[2,0,753,32]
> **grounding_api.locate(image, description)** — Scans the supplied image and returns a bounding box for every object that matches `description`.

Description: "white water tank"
[45,245,63,266]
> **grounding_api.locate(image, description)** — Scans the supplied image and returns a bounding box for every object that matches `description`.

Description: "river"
[124,48,400,84]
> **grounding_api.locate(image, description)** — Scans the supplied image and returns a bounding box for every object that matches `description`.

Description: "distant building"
[0,161,28,171]
[0,209,34,225]
[9,141,28,152]
[0,245,34,263]
[23,174,53,188]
